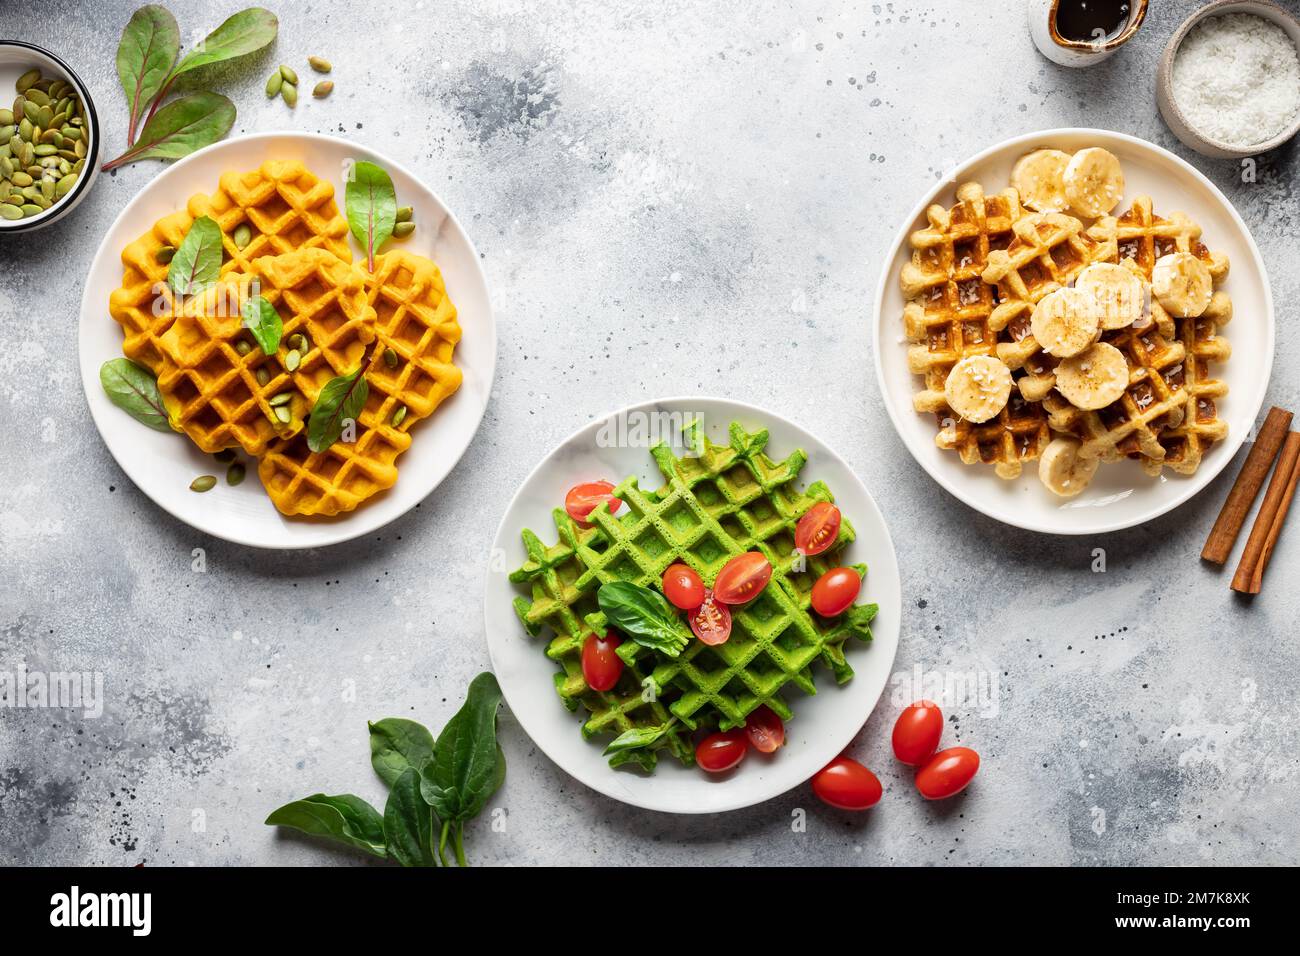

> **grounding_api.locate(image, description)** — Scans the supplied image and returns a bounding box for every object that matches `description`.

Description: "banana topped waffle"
[510,421,878,771]
[897,147,1235,497]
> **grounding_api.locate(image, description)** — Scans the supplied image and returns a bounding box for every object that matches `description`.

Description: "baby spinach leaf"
[115,4,179,145]
[99,358,173,432]
[369,718,436,788]
[383,768,438,867]
[264,793,386,858]
[101,92,236,171]
[241,295,283,355]
[167,215,223,297]
[597,582,689,658]
[419,673,504,823]
[603,719,676,756]
[170,7,279,78]
[345,161,396,271]
[307,363,370,452]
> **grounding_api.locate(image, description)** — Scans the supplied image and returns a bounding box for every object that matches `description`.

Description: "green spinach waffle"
[509,420,879,772]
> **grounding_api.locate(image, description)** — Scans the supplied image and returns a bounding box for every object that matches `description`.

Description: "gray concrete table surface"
[2,0,1297,866]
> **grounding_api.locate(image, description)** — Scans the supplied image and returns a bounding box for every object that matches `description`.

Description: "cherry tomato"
[743,705,785,753]
[915,747,980,800]
[810,566,861,616]
[690,590,732,645]
[564,481,623,527]
[712,552,772,605]
[795,502,841,556]
[662,563,705,610]
[812,756,882,810]
[892,700,943,766]
[696,730,748,773]
[581,631,623,692]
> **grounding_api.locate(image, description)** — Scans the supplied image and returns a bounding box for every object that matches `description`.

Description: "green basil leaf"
[306,364,369,453]
[264,793,386,859]
[171,7,279,77]
[596,582,690,658]
[241,295,283,355]
[167,215,223,297]
[102,92,236,171]
[368,718,436,788]
[383,768,438,867]
[603,719,675,756]
[115,4,180,143]
[344,160,397,271]
[419,672,504,823]
[99,358,173,433]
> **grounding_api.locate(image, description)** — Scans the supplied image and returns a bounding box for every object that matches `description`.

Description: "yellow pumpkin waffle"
[155,249,375,456]
[108,160,352,375]
[901,182,1049,479]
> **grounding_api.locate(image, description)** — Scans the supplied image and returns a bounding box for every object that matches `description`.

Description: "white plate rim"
[871,127,1275,535]
[77,131,496,549]
[483,395,903,814]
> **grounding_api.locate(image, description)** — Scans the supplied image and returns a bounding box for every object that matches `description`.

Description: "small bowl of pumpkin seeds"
[0,41,99,232]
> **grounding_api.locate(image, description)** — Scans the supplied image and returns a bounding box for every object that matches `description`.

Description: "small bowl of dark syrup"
[1029,0,1150,67]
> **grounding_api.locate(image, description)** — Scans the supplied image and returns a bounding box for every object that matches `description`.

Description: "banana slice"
[1054,341,1129,410]
[1030,287,1099,357]
[1038,436,1100,498]
[1151,252,1213,317]
[1012,149,1071,213]
[1075,262,1145,330]
[944,354,1013,423]
[1063,147,1124,219]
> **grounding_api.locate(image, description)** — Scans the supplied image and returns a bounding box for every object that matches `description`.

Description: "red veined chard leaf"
[115,4,180,145]
[344,161,397,271]
[101,92,236,171]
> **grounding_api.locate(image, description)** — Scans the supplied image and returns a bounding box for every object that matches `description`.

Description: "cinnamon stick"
[1231,432,1300,594]
[1203,406,1294,564]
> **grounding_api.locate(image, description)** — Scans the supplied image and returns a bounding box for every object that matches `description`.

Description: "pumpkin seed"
[214,449,237,463]
[33,144,56,157]
[308,56,332,73]
[23,87,49,107]
[395,206,413,222]
[20,204,42,217]
[281,82,298,108]
[155,245,175,264]
[190,475,217,492]
[280,65,299,84]
[18,118,32,141]
[38,128,59,145]
[73,138,86,158]
[226,462,246,486]
[265,71,283,97]
[383,347,399,368]
[0,124,12,141]
[54,173,76,197]
[288,333,307,353]
[9,171,31,187]
[255,367,271,386]
[269,392,293,407]
[61,126,80,141]
[233,223,252,249]
[284,348,301,372]
[312,81,333,98]
[35,105,52,128]
[235,340,253,356]
[0,157,11,178]
[11,97,24,122]
[391,405,408,427]
[39,179,54,200]
[273,406,292,424]
[0,205,21,221]
[15,69,41,94]
[0,109,12,126]
[392,221,416,239]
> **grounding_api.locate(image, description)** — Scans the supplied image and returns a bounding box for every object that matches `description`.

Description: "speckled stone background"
[2,0,1297,866]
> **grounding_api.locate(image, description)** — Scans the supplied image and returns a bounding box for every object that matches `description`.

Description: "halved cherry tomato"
[712,552,772,605]
[743,705,785,753]
[812,756,882,810]
[581,631,623,692]
[892,700,943,766]
[662,563,705,610]
[915,746,980,800]
[696,729,748,773]
[690,590,732,645]
[810,566,861,616]
[795,502,841,556]
[564,481,623,527]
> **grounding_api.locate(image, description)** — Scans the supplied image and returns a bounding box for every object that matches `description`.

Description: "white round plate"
[873,128,1274,534]
[484,397,902,814]
[79,132,495,548]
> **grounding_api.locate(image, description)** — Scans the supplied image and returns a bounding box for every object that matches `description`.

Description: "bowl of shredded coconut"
[1158,0,1300,158]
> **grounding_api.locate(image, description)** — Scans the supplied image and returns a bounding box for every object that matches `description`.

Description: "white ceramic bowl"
[484,396,902,814]
[873,128,1274,535]
[78,132,495,549]
[1156,0,1300,159]
[0,40,100,232]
